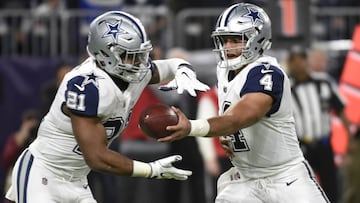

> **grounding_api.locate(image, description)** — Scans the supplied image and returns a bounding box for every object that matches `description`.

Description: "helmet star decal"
[80,72,103,88]
[103,20,129,40]
[245,8,262,23]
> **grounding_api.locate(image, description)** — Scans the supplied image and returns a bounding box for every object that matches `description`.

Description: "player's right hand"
[149,155,192,180]
[158,106,191,142]
[220,136,235,160]
[158,64,209,97]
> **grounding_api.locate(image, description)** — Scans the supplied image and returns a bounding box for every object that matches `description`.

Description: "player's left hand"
[149,155,192,180]
[159,65,209,97]
[158,106,190,142]
[220,136,235,160]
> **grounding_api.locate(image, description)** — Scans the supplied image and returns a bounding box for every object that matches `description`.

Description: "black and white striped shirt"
[290,72,345,141]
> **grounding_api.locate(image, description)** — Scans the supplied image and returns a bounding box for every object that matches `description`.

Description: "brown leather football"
[139,103,179,139]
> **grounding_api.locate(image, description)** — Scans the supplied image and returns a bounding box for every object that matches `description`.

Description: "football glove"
[149,155,192,180]
[159,65,209,97]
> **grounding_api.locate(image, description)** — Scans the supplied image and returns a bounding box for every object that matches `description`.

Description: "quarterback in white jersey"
[5,11,209,203]
[160,3,330,203]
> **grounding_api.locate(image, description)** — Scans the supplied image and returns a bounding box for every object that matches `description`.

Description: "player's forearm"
[208,114,258,137]
[84,148,134,176]
[188,113,260,138]
[84,148,153,178]
[204,94,269,137]
[152,58,190,83]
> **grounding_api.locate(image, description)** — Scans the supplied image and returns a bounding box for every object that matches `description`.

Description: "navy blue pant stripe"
[16,149,34,203]
[23,154,34,203]
[302,161,330,203]
[16,150,27,203]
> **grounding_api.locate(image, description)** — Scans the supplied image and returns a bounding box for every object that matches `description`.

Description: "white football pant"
[5,149,97,203]
[216,162,330,203]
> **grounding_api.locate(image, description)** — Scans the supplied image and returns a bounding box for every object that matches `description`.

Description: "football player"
[159,3,330,203]
[5,11,209,203]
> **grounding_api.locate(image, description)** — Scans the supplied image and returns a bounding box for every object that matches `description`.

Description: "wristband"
[132,160,152,178]
[188,119,210,137]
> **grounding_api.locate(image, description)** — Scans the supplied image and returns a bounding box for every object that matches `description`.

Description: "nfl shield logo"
[42,177,48,185]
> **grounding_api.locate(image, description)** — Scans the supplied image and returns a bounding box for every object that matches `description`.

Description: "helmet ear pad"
[247,30,265,56]
[87,46,117,69]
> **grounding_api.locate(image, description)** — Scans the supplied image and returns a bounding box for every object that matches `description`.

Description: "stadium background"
[1,0,360,202]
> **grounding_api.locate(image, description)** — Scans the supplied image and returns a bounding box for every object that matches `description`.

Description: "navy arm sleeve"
[240,65,284,116]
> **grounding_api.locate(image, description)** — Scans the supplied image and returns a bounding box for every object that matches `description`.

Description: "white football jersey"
[29,57,152,179]
[217,55,304,179]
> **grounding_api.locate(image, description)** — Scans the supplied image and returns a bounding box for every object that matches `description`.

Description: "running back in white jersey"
[217,55,304,179]
[29,57,152,179]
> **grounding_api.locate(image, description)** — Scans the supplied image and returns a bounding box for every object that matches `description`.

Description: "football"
[139,103,179,139]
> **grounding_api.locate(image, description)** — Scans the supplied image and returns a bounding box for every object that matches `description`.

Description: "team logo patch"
[230,171,241,181]
[42,177,48,185]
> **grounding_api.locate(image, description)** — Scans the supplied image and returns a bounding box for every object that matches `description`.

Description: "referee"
[286,48,351,203]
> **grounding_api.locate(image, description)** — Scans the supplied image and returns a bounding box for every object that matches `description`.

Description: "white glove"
[149,155,192,180]
[159,65,210,97]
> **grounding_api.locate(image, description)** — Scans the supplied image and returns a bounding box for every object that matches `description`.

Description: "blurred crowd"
[1,0,360,203]
[0,0,359,57]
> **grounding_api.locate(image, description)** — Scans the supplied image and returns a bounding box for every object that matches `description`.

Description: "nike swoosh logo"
[261,69,274,74]
[181,72,190,78]
[286,178,298,186]
[74,84,85,91]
